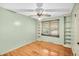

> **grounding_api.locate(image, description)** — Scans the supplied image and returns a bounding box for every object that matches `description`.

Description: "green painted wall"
[0,7,37,54]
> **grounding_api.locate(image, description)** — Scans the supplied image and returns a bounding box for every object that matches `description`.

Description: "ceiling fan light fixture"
[37,13,42,17]
[35,8,44,17]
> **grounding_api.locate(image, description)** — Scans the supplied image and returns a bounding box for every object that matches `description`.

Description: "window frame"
[41,19,59,37]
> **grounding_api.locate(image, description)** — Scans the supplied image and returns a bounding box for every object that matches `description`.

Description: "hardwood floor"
[2,41,73,56]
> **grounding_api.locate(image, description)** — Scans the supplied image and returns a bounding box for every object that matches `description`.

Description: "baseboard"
[0,40,36,55]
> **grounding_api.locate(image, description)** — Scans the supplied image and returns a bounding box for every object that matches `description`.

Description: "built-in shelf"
[65,34,71,36]
[64,17,72,45]
[64,38,71,40]
[64,42,71,44]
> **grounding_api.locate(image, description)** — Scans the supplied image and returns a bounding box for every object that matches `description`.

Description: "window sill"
[41,34,59,37]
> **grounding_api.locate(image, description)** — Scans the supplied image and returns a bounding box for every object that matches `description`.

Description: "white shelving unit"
[36,20,42,40]
[64,16,72,47]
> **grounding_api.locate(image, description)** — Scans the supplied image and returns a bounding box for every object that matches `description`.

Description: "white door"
[74,10,79,56]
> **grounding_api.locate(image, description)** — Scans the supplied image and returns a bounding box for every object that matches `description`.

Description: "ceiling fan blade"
[29,14,51,18]
[28,14,37,17]
[44,9,70,12]
[15,9,34,12]
[42,14,51,17]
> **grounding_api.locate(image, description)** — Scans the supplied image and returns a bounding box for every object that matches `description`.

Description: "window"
[41,19,59,37]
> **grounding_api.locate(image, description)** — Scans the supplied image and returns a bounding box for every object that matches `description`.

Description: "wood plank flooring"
[2,41,73,56]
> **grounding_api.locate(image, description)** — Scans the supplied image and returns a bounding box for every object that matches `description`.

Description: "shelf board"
[64,42,71,44]
[65,38,71,40]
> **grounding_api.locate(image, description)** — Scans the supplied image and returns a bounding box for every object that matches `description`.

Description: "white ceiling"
[0,3,74,19]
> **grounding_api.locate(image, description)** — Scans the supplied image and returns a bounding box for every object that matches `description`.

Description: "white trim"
[0,40,36,55]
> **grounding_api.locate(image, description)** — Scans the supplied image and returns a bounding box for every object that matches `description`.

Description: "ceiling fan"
[16,3,69,18]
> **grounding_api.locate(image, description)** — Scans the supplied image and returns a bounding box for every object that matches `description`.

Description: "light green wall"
[0,7,37,54]
[40,16,65,45]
